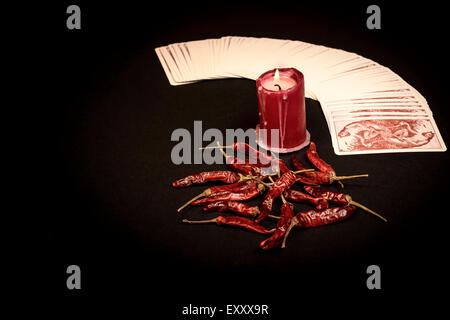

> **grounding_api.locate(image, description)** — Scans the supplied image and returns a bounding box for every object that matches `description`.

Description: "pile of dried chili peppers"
[173,141,387,250]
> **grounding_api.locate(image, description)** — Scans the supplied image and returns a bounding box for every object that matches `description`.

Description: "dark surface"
[36,1,449,316]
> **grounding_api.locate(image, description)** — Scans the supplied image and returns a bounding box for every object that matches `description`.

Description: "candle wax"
[261,77,297,91]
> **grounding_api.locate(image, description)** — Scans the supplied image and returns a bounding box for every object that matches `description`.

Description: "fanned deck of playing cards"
[155,36,446,154]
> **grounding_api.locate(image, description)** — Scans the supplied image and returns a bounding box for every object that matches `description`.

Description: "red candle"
[256,68,310,153]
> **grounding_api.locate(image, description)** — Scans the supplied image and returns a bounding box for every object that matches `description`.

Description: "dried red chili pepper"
[191,182,265,206]
[182,216,275,234]
[289,144,368,186]
[229,153,273,170]
[306,142,346,187]
[306,142,335,173]
[282,205,357,248]
[224,155,275,177]
[291,154,326,185]
[273,157,290,175]
[211,140,278,179]
[227,161,261,177]
[177,180,262,212]
[230,142,277,167]
[202,200,260,218]
[259,202,294,250]
[203,142,290,174]
[303,186,387,222]
[203,142,270,163]
[283,189,328,210]
[291,154,308,171]
[291,154,317,177]
[296,171,368,185]
[303,186,348,205]
[172,170,241,187]
[255,171,297,223]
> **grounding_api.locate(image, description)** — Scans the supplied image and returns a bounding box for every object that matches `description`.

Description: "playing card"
[329,106,429,115]
[155,46,194,85]
[329,117,446,154]
[169,43,191,82]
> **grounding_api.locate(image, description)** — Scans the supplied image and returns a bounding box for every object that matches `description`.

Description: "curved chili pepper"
[183,216,275,234]
[282,205,357,248]
[232,142,275,166]
[191,181,265,206]
[303,186,348,205]
[224,156,276,178]
[306,142,335,173]
[292,154,326,184]
[208,141,272,165]
[202,200,260,218]
[172,170,240,187]
[259,202,294,250]
[197,180,253,200]
[274,159,290,174]
[255,171,297,223]
[296,171,334,185]
[305,141,341,187]
[213,142,289,174]
[292,152,367,185]
[303,186,387,222]
[214,142,263,177]
[291,154,316,179]
[283,189,328,210]
[177,180,262,212]
[227,153,272,169]
[296,171,368,185]
[304,142,369,186]
[227,162,261,177]
[295,205,356,228]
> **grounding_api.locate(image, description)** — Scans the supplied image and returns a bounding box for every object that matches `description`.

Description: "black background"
[33,0,449,316]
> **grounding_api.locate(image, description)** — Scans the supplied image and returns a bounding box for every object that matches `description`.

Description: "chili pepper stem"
[236,172,269,184]
[292,169,315,174]
[334,174,369,181]
[268,214,281,220]
[281,218,298,248]
[182,218,217,224]
[258,180,274,187]
[350,200,387,222]
[238,173,252,182]
[177,191,207,212]
[199,145,233,150]
[216,141,228,158]
[268,172,280,177]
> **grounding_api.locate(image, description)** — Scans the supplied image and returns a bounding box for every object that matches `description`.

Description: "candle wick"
[274,84,282,91]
